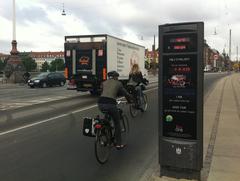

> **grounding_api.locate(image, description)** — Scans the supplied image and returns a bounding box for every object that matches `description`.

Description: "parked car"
[28,72,66,88]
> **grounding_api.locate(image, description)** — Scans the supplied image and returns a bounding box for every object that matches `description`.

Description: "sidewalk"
[207,73,240,181]
[147,73,240,181]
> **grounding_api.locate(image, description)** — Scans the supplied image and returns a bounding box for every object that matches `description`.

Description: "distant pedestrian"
[23,71,30,83]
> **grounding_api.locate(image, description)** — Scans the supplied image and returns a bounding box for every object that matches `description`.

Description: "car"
[168,74,190,87]
[28,72,66,88]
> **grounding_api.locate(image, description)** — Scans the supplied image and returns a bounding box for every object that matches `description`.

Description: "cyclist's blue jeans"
[98,104,121,145]
[135,86,143,107]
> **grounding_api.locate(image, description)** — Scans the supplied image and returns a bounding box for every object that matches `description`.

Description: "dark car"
[28,72,66,88]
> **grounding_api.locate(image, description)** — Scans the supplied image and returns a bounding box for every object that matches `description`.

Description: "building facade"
[0,53,9,62]
[28,51,64,71]
[145,50,159,63]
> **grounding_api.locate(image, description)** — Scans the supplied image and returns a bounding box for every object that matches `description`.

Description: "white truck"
[64,34,145,95]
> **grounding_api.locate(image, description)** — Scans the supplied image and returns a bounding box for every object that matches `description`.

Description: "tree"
[49,58,65,72]
[145,60,150,70]
[0,57,8,72]
[0,60,6,72]
[233,62,239,71]
[41,61,50,72]
[21,55,37,72]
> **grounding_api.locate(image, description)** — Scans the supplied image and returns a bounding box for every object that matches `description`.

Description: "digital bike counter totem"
[158,22,204,180]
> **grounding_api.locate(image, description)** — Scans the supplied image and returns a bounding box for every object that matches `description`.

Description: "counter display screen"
[162,54,197,139]
[163,34,197,53]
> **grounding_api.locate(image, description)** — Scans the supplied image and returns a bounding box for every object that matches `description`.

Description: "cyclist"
[97,71,132,150]
[128,63,148,112]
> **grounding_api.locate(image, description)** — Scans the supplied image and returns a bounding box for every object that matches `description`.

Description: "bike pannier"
[83,117,96,137]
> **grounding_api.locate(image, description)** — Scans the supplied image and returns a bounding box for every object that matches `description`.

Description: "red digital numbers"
[174,67,191,73]
[174,45,186,50]
[170,37,190,43]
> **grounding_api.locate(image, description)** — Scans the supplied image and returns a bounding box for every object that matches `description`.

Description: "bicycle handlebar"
[116,100,128,105]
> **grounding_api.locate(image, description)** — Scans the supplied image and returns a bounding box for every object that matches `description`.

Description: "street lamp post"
[61,3,66,16]
[228,29,232,71]
[152,35,157,75]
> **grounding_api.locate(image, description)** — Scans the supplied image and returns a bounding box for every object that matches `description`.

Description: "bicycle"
[126,84,148,118]
[94,100,129,164]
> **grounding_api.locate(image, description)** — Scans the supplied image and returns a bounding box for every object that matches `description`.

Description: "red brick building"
[28,51,64,71]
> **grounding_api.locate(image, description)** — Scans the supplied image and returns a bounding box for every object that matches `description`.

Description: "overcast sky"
[0,0,240,60]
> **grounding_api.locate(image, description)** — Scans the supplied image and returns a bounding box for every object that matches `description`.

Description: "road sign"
[158,22,204,180]
[214,54,219,60]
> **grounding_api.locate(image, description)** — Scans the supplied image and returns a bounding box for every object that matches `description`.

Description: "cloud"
[0,40,11,54]
[17,5,50,25]
[1,0,240,57]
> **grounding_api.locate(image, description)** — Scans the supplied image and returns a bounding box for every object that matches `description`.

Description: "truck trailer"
[64,34,145,95]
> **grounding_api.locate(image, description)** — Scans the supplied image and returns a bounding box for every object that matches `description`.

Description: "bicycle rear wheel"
[94,127,111,164]
[120,114,129,145]
[142,94,148,112]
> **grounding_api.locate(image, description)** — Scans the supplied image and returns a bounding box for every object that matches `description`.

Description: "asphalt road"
[0,87,158,181]
[0,72,229,181]
[0,74,158,110]
[0,84,85,110]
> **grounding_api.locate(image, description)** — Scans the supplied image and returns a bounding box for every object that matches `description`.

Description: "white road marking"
[0,96,71,110]
[71,104,97,114]
[0,104,97,136]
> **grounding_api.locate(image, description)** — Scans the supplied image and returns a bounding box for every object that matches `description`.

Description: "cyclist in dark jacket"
[98,71,131,149]
[128,64,148,111]
[129,63,148,85]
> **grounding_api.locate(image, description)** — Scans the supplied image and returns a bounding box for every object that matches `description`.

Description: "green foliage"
[41,61,50,72]
[145,61,150,70]
[21,55,37,72]
[0,60,6,71]
[49,58,65,72]
[0,57,8,71]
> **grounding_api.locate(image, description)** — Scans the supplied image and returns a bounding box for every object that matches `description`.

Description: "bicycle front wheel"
[94,128,111,164]
[129,103,138,118]
[120,114,129,145]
